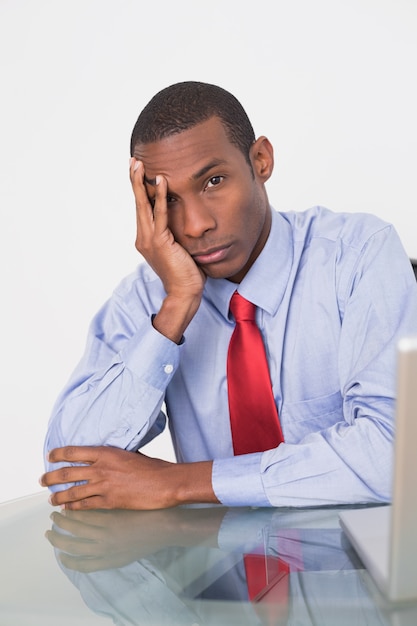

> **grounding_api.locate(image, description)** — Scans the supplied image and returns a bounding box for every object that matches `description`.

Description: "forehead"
[133,117,246,180]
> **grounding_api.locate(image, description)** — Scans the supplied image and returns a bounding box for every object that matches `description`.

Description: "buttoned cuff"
[212,452,270,507]
[120,319,182,390]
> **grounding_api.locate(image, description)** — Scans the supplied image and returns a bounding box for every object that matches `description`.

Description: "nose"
[182,198,216,238]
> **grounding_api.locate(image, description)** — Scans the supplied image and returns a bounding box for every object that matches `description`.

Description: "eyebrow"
[143,159,227,189]
[192,159,227,181]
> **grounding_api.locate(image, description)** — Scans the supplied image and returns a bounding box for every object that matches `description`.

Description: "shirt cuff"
[121,319,181,390]
[212,453,270,507]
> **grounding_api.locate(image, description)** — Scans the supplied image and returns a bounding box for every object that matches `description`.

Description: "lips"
[192,245,232,265]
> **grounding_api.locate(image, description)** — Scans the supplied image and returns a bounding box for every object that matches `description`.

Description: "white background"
[1,0,416,503]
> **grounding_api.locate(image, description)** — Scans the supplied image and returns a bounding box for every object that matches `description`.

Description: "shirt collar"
[204,208,293,319]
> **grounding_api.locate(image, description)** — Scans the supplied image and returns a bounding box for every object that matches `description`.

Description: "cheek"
[166,212,183,241]
[240,194,265,234]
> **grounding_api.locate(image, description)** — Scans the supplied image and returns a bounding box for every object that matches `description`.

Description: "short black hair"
[130,81,256,167]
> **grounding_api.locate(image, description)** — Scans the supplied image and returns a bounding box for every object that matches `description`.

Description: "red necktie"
[227,292,284,455]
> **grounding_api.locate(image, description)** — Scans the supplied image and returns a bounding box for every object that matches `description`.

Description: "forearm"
[42,447,220,510]
[45,317,180,461]
[213,411,395,508]
[153,293,202,344]
[262,414,394,505]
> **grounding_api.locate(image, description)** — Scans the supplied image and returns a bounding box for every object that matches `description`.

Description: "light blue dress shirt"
[44,207,417,507]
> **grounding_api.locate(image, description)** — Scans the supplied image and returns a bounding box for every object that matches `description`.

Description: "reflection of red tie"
[227,292,284,455]
[244,553,290,604]
[244,533,303,624]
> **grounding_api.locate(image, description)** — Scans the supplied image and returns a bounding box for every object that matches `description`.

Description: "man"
[41,81,417,510]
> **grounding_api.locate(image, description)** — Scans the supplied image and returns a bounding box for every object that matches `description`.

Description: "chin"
[203,265,244,283]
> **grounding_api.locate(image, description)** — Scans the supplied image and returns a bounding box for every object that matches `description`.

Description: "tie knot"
[230,292,256,322]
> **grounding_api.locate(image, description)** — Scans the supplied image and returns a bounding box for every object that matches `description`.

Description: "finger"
[129,156,142,185]
[46,445,100,465]
[129,159,154,224]
[152,174,169,237]
[48,482,99,508]
[40,465,91,489]
[49,510,108,541]
[129,156,142,186]
[53,508,113,528]
[61,495,107,511]
[40,466,90,488]
[130,160,161,255]
[58,552,119,574]
[45,529,100,557]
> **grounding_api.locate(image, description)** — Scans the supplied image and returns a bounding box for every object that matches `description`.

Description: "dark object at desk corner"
[411,259,417,281]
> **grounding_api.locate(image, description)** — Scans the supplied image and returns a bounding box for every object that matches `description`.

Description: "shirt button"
[164,364,174,374]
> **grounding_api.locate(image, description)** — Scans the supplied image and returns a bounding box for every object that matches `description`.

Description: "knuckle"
[135,236,146,252]
[64,446,77,459]
[67,485,78,499]
[59,467,72,482]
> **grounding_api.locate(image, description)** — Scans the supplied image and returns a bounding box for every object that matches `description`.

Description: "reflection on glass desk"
[1,492,417,625]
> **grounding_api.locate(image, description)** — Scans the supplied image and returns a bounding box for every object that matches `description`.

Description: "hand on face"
[130,158,206,302]
[129,120,273,343]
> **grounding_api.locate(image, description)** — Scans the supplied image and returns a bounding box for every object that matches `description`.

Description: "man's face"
[133,116,273,283]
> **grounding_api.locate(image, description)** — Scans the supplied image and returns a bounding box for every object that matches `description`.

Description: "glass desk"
[1,492,416,625]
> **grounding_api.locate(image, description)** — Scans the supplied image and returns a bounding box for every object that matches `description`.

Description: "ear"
[250,136,274,182]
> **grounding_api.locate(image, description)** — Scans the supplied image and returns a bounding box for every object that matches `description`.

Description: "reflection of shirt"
[54,507,386,626]
[44,207,417,506]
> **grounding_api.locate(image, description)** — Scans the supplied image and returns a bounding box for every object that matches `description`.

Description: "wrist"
[172,461,219,506]
[153,293,202,344]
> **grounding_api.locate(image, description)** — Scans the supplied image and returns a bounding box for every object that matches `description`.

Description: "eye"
[149,195,177,208]
[206,175,224,189]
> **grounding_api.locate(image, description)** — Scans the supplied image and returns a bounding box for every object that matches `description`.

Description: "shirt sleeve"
[44,287,182,470]
[213,223,417,507]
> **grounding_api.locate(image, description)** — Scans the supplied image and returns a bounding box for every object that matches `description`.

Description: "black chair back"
[411,259,417,281]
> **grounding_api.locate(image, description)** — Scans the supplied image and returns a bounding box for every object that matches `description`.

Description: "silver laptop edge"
[340,335,417,603]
